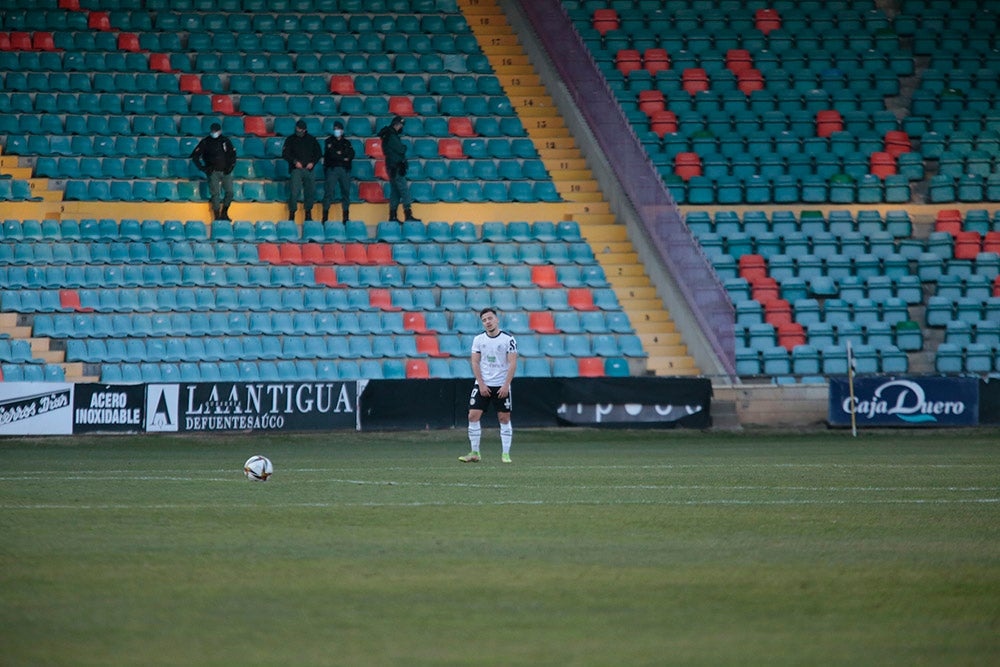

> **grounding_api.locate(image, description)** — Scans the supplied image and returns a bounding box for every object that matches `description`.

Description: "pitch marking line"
[3,498,999,510]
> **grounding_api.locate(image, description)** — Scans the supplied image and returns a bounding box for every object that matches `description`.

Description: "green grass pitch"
[2,428,998,666]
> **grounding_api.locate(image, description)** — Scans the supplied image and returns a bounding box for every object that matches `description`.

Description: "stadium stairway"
[460,0,696,375]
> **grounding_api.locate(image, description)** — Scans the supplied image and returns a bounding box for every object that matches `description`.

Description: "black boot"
[211,205,221,221]
[387,205,398,222]
[288,207,297,221]
[321,207,329,223]
[304,207,313,221]
[404,207,421,222]
[342,205,350,223]
[220,204,231,221]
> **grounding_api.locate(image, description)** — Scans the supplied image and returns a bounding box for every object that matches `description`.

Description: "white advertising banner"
[0,382,74,435]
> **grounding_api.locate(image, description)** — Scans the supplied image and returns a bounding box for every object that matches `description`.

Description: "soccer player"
[460,308,518,464]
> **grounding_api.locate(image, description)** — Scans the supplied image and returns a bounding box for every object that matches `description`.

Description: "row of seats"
[664,173,912,205]
[0,0,451,15]
[736,296,916,328]
[63,331,646,363]
[0,363,65,382]
[735,343,910,376]
[936,343,1000,374]
[35,156,550,183]
[0,49,491,75]
[0,240,596,266]
[6,134,538,163]
[34,308,634,339]
[0,218,584,243]
[9,133,532,160]
[53,180,539,205]
[1,262,610,290]
[98,354,630,384]
[685,209,915,237]
[0,179,37,201]
[3,286,621,313]
[0,71,503,100]
[3,110,522,138]
[60,179,564,204]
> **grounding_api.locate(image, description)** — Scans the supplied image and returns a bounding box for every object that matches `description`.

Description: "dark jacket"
[323,136,355,171]
[378,124,407,170]
[282,132,322,169]
[190,135,236,174]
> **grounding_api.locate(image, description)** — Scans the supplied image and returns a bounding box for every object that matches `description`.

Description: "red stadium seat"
[643,48,670,74]
[405,359,430,379]
[682,68,710,94]
[592,8,619,36]
[33,32,56,51]
[869,152,897,177]
[321,243,347,264]
[674,152,702,181]
[314,266,339,286]
[243,116,271,137]
[638,89,666,116]
[359,182,387,203]
[754,8,781,34]
[365,138,384,159]
[416,335,449,357]
[884,130,912,157]
[438,138,465,159]
[389,96,415,117]
[529,312,559,334]
[88,11,111,30]
[117,33,141,52]
[531,265,559,288]
[211,94,236,115]
[329,75,356,95]
[953,231,982,260]
[737,69,764,94]
[447,117,476,137]
[615,49,642,76]
[765,299,794,327]
[578,357,605,377]
[726,49,753,74]
[738,254,768,281]
[403,312,434,334]
[179,74,203,93]
[649,110,678,137]
[568,288,598,311]
[816,110,843,138]
[777,322,806,351]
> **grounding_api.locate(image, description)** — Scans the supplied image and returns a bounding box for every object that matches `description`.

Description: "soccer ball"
[243,455,273,482]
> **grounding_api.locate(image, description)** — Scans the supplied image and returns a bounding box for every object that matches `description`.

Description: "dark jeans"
[388,166,412,210]
[288,167,316,212]
[323,166,351,210]
[207,171,233,209]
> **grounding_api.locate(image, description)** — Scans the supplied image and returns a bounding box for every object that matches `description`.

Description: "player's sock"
[468,421,481,453]
[500,422,512,454]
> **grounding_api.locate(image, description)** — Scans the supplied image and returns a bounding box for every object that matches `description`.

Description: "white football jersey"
[471,330,517,386]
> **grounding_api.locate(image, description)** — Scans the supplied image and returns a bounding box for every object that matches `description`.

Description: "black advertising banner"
[145,382,358,433]
[362,377,713,430]
[551,377,713,428]
[829,376,979,427]
[73,384,145,433]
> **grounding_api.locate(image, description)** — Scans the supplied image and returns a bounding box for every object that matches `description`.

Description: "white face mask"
[211,131,221,139]
[333,129,343,138]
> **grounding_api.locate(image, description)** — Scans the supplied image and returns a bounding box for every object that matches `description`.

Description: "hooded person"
[322,120,355,223]
[190,122,237,221]
[377,115,420,222]
[281,119,322,221]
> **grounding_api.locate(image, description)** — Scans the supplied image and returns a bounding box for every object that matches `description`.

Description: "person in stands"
[281,119,322,221]
[322,120,355,223]
[377,115,421,222]
[190,122,236,221]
